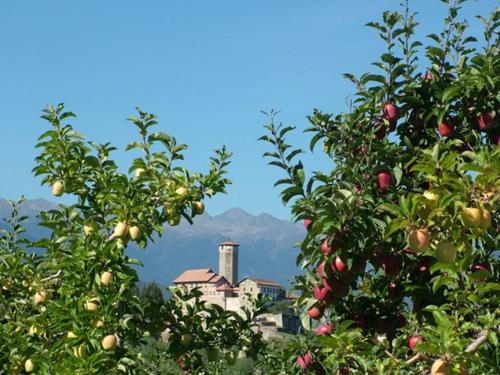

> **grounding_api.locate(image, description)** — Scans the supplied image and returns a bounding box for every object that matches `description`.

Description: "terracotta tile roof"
[239,277,284,288]
[173,269,220,284]
[216,285,235,292]
[220,241,240,246]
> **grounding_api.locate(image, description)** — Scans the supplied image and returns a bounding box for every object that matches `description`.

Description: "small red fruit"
[489,130,500,145]
[383,103,400,122]
[354,185,362,193]
[331,256,347,273]
[297,352,312,369]
[316,261,327,279]
[321,238,334,255]
[315,323,333,336]
[334,282,349,298]
[307,306,324,320]
[438,119,454,137]
[354,315,366,330]
[477,112,494,131]
[313,285,330,301]
[418,257,431,272]
[408,335,424,351]
[377,170,392,191]
[304,219,313,231]
[471,263,488,272]
[322,276,338,292]
[373,120,387,139]
[422,71,433,80]
[381,255,400,277]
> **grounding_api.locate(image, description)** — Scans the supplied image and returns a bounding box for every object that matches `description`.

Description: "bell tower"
[218,241,239,286]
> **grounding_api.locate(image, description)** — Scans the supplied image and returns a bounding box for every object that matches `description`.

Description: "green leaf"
[384,218,408,238]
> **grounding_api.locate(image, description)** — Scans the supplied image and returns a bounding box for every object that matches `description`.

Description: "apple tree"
[0,103,236,373]
[261,1,499,374]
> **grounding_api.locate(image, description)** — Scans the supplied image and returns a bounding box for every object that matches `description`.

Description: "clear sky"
[0,0,496,220]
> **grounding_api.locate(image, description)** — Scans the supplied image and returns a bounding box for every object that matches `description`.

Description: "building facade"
[172,241,287,316]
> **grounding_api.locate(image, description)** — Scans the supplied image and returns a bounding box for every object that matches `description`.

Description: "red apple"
[331,256,347,273]
[471,263,490,281]
[388,282,402,299]
[316,261,327,279]
[381,255,400,277]
[438,119,454,137]
[376,318,391,333]
[377,170,392,191]
[315,323,333,336]
[394,313,406,328]
[322,276,338,292]
[297,352,312,369]
[321,238,334,256]
[471,263,488,272]
[408,229,430,253]
[418,257,431,272]
[408,335,424,351]
[304,219,313,231]
[354,315,367,330]
[422,71,433,80]
[388,120,397,132]
[356,258,367,273]
[373,120,387,139]
[477,112,494,131]
[313,285,330,301]
[354,185,362,194]
[307,306,324,320]
[489,130,500,145]
[334,283,349,298]
[383,103,400,122]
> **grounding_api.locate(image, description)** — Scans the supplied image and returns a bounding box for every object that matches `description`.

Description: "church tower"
[218,241,239,286]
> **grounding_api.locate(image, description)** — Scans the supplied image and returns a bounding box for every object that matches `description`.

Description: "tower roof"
[219,241,239,246]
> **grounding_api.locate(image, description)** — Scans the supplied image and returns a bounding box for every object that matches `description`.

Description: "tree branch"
[465,330,489,353]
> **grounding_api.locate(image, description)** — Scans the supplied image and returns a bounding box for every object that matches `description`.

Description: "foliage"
[0,105,236,374]
[261,1,499,373]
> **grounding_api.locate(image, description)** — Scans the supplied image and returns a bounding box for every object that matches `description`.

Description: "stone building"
[172,241,287,316]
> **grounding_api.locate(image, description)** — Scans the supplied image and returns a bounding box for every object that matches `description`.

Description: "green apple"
[180,333,193,347]
[436,242,457,263]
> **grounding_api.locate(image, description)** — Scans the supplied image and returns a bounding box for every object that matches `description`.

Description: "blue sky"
[0,0,496,220]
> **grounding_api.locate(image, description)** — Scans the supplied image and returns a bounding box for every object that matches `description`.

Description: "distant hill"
[0,199,304,288]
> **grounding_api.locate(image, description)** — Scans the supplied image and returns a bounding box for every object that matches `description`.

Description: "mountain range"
[0,198,304,288]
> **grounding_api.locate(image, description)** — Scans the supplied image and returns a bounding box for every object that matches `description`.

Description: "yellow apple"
[85,298,100,312]
[93,319,105,328]
[84,222,98,236]
[408,229,430,253]
[175,186,189,199]
[192,201,205,215]
[33,290,48,305]
[73,344,87,358]
[67,331,78,339]
[135,168,146,177]
[128,226,141,240]
[100,271,113,286]
[102,334,117,350]
[113,221,128,238]
[479,209,491,231]
[461,207,482,228]
[51,181,64,196]
[28,325,38,336]
[431,359,450,375]
[423,190,439,205]
[24,359,35,373]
